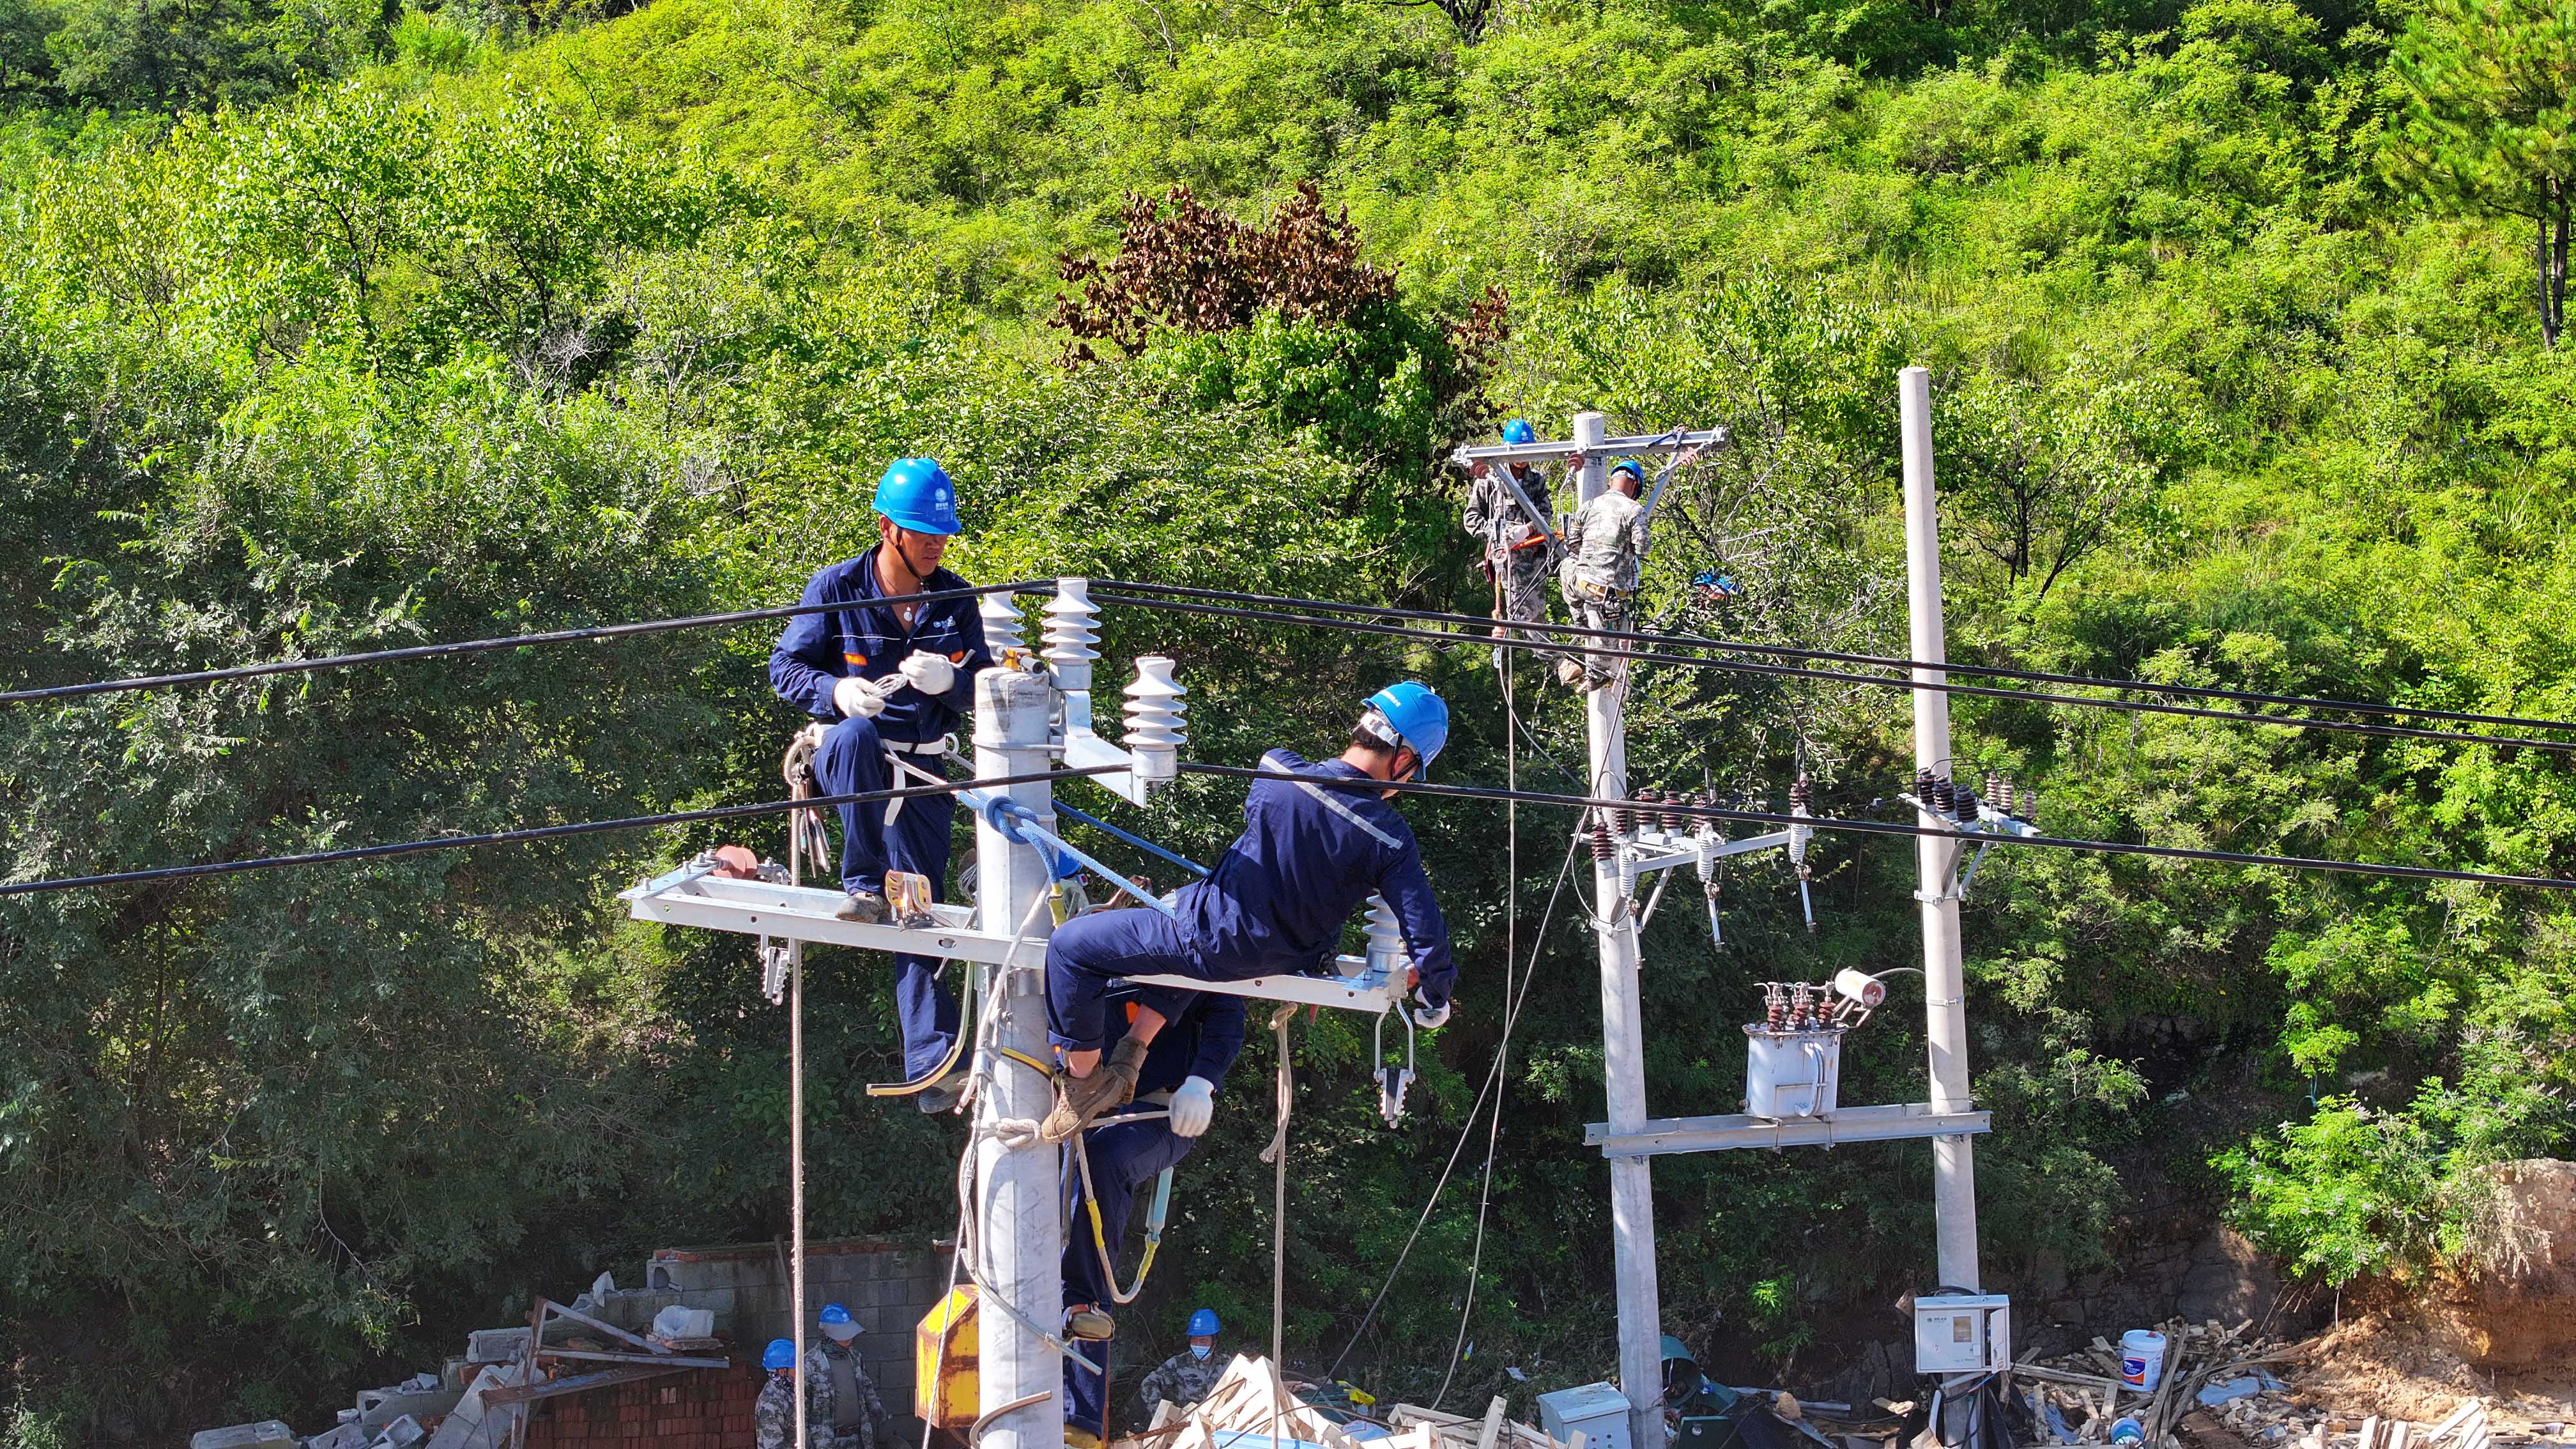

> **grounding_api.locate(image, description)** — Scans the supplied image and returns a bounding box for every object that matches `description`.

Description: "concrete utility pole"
[1899,366,1982,1293]
[973,664,1067,1449]
[1576,409,1669,1449]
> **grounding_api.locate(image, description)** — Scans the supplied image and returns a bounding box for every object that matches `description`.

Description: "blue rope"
[1052,802,1212,879]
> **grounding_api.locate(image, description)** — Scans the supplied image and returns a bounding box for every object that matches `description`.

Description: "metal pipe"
[973,665,1066,1449]
[1575,410,1669,1449]
[1901,365,1982,1294]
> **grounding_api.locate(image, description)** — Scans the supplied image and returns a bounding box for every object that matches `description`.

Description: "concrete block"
[356,1388,462,1431]
[371,1414,426,1449]
[466,1327,531,1364]
[424,1363,525,1449]
[190,1423,295,1449]
[309,1424,368,1449]
[441,1360,470,1393]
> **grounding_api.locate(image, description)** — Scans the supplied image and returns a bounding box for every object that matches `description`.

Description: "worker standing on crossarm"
[1558,457,1652,692]
[1038,683,1457,1142]
[806,1303,892,1449]
[1059,990,1246,1447]
[1137,1310,1229,1418]
[769,458,994,1112]
[753,1338,809,1449]
[1464,418,1563,669]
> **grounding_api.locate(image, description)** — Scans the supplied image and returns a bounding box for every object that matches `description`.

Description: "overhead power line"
[1094,581,2576,736]
[1176,762,2576,895]
[0,765,1119,898]
[1098,590,2576,756]
[0,581,1040,708]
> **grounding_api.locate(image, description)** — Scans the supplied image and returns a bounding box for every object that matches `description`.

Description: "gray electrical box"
[1537,1383,1636,1449]
[1913,1294,2012,1374]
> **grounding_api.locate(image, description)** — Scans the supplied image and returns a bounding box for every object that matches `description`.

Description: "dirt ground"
[2287,1314,2576,1432]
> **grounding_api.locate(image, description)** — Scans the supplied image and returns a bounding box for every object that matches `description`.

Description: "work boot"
[835,888,887,923]
[1556,657,1586,689]
[1040,1036,1147,1143]
[1065,1305,1116,1341]
[916,1068,968,1116]
[1066,1429,1105,1449]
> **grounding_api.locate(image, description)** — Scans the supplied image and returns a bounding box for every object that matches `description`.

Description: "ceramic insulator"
[979,593,1027,656]
[1042,577,1100,693]
[1364,893,1410,975]
[1121,655,1187,782]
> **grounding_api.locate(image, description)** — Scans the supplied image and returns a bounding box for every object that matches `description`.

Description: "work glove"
[898,649,956,696]
[833,674,888,720]
[1410,998,1452,1031]
[1168,1076,1216,1138]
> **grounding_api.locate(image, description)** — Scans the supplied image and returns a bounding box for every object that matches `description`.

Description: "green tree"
[2388,0,2576,345]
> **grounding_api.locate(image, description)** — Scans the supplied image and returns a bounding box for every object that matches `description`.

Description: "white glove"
[833,674,887,719]
[1168,1076,1216,1138]
[898,650,956,696]
[1411,999,1452,1031]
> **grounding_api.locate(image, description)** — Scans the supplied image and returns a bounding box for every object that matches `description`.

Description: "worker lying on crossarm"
[1037,683,1458,1143]
[1059,990,1245,1447]
[769,457,995,1112]
[1558,456,1652,692]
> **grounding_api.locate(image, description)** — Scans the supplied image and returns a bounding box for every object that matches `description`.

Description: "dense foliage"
[4,0,2575,1441]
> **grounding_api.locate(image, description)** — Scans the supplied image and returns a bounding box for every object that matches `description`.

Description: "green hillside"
[3,0,2573,1439]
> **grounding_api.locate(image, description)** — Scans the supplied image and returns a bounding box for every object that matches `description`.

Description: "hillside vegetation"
[3,0,2574,1440]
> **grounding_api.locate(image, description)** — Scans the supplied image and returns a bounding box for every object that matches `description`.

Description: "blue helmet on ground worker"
[769,456,994,1114]
[1057,995,1247,1445]
[754,1340,804,1449]
[1037,685,1458,1144]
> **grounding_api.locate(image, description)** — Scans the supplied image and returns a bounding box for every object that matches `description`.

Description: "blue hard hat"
[1609,457,1645,483]
[1188,1307,1222,1337]
[763,1338,799,1372]
[1501,419,1536,445]
[1362,682,1449,771]
[820,1303,859,1335]
[874,457,962,535]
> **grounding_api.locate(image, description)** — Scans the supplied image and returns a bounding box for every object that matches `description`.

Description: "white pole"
[1576,410,1667,1449]
[1899,366,1982,1294]
[973,663,1066,1449]
[792,939,808,1449]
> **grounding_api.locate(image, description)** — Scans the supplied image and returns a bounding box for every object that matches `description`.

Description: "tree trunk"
[2550,180,2570,349]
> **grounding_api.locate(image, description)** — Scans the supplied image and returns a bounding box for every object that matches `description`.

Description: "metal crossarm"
[1451,427,1728,467]
[1583,1101,1993,1156]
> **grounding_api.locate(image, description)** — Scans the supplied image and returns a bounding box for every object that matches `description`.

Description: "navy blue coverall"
[1043,748,1455,1055]
[769,547,994,1081]
[1059,985,1246,1438]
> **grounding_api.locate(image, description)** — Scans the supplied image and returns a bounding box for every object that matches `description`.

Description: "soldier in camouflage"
[1135,1308,1227,1417]
[753,1339,809,1449]
[1463,420,1563,675]
[1557,457,1653,692]
[808,1304,893,1449]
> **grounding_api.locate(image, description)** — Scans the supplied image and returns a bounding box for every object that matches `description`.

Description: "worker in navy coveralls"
[769,457,993,1112]
[1037,683,1459,1143]
[1057,986,1245,1445]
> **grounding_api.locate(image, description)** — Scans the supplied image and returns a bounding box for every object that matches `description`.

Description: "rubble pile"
[1121,1356,1578,1449]
[2012,1318,2570,1449]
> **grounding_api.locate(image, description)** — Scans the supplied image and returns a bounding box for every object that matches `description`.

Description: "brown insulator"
[1588,811,1618,862]
[1660,792,1689,832]
[1928,774,1956,817]
[1634,787,1661,831]
[1790,775,1812,813]
[1915,767,1935,802]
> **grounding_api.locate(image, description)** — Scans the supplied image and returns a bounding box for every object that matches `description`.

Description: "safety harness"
[1260,755,1401,848]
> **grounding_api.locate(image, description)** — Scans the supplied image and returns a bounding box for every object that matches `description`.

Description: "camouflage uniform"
[753,1372,799,1449]
[1560,487,1651,690]
[1136,1349,1225,1414]
[1464,464,1562,667]
[806,1339,891,1449]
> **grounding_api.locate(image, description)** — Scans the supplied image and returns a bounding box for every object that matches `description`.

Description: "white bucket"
[2120,1330,2167,1390]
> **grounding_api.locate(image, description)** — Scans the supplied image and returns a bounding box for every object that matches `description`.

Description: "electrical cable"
[1092,591,2576,757]
[1178,762,2576,895]
[0,765,1123,897]
[1091,580,2576,737]
[0,580,1041,707]
[1324,827,1582,1383]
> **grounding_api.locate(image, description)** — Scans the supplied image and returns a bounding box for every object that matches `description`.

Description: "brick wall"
[526,1365,762,1449]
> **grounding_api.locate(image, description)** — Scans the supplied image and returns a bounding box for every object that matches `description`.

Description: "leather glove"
[1168,1076,1216,1138]
[1411,998,1452,1031]
[899,649,956,695]
[833,674,888,719]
